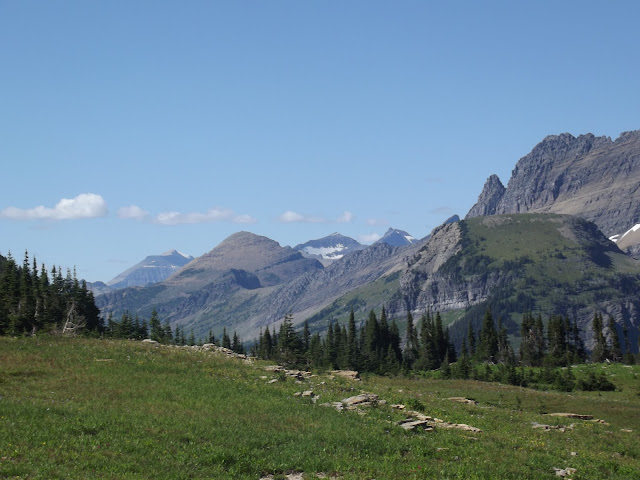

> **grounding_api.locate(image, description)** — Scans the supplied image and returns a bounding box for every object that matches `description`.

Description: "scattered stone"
[621,428,633,433]
[260,376,268,380]
[330,370,361,381]
[398,419,434,432]
[319,402,344,412]
[141,339,159,345]
[553,467,577,477]
[588,419,610,425]
[264,365,285,372]
[436,447,449,452]
[448,397,478,406]
[301,390,315,398]
[399,411,481,433]
[391,404,406,410]
[570,452,578,456]
[267,379,278,384]
[547,413,593,420]
[342,393,379,406]
[531,422,574,432]
[259,473,338,480]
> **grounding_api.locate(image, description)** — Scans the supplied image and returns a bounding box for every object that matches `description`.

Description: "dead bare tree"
[62,301,86,335]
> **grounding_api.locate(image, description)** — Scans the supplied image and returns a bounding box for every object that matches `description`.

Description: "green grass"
[1,336,639,479]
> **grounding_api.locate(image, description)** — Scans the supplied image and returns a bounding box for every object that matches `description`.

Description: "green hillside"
[442,214,640,341]
[305,214,640,347]
[1,337,638,479]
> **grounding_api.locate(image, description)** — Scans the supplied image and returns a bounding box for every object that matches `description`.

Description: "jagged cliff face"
[466,131,640,237]
[465,175,506,218]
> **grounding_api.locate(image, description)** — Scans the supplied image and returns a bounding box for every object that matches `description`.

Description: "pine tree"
[302,321,310,352]
[607,316,622,362]
[476,307,498,362]
[622,323,635,364]
[361,310,380,372]
[149,308,163,342]
[591,313,608,362]
[222,327,231,349]
[347,308,359,370]
[467,320,476,357]
[402,312,419,370]
[547,315,568,366]
[163,320,173,344]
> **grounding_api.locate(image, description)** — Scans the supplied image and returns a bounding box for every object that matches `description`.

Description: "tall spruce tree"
[607,316,622,362]
[591,313,609,362]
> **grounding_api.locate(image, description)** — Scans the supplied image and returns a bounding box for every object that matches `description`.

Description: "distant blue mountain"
[106,249,194,289]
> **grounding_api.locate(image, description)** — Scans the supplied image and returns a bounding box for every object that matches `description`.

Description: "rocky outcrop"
[466,131,640,237]
[466,174,506,218]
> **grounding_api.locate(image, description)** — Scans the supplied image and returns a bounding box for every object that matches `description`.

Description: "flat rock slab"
[532,422,574,432]
[398,419,434,431]
[330,370,361,381]
[547,413,593,420]
[448,397,478,406]
[401,411,481,433]
[342,393,379,406]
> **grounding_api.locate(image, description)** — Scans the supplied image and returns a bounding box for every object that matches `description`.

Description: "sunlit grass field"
[1,336,639,479]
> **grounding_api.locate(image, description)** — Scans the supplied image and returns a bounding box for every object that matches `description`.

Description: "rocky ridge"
[466,130,640,238]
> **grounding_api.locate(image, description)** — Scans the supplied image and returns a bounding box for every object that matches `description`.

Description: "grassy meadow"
[1,336,639,479]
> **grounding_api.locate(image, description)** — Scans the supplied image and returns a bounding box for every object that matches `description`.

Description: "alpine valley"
[96,130,640,350]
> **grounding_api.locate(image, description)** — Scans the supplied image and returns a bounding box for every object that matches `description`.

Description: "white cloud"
[277,210,325,223]
[0,193,108,220]
[117,205,149,221]
[366,218,388,226]
[336,211,354,223]
[358,233,381,244]
[154,208,234,225]
[233,214,257,224]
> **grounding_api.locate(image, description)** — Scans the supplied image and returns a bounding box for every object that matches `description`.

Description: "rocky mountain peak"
[376,228,416,247]
[466,130,640,237]
[465,174,506,218]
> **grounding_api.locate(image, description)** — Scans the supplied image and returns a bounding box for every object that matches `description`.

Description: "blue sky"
[1,1,639,282]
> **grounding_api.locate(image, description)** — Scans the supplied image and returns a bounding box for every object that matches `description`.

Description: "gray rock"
[466,131,640,238]
[466,174,506,218]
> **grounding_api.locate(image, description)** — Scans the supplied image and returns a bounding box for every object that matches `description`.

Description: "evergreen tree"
[149,308,163,342]
[302,321,310,353]
[622,323,635,364]
[607,316,622,362]
[591,313,609,362]
[222,327,232,349]
[277,314,301,366]
[476,307,498,362]
[547,315,568,366]
[325,319,336,368]
[402,312,419,370]
[163,320,173,344]
[347,308,360,370]
[361,310,380,372]
[467,320,476,357]
[571,317,587,363]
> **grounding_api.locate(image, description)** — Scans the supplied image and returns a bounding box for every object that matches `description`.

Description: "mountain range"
[95,130,640,351]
